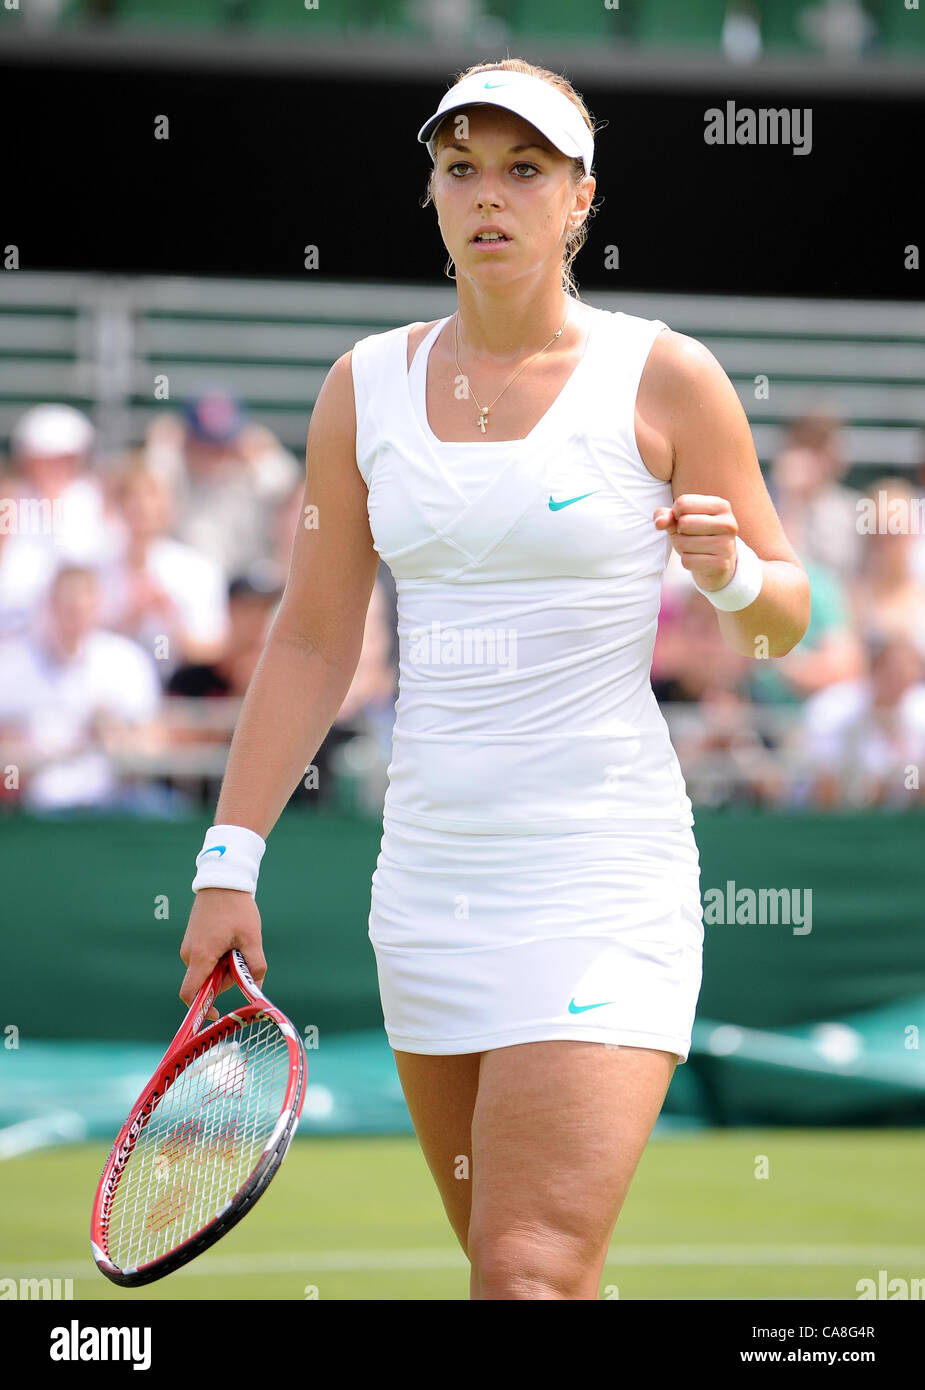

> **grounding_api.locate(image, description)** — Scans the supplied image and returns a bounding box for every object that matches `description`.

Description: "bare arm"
[641,331,811,658]
[179,351,379,1004]
[211,356,379,834]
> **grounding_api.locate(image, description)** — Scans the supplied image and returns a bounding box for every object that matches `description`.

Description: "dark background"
[4,50,922,297]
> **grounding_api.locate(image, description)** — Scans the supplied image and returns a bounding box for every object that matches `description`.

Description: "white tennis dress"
[351,304,704,1062]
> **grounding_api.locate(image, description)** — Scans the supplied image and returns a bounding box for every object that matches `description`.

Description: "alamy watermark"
[1,1276,74,1299]
[703,881,812,935]
[704,101,812,156]
[49,1321,151,1369]
[0,496,70,536]
[856,490,925,535]
[856,1270,925,1300]
[409,621,518,670]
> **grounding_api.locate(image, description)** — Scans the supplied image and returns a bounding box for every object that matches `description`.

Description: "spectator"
[163,564,284,805]
[0,405,116,633]
[851,476,925,660]
[653,587,782,805]
[166,562,282,701]
[653,584,750,705]
[911,428,925,586]
[749,458,864,704]
[98,454,229,677]
[0,565,162,813]
[801,635,925,808]
[145,390,301,580]
[165,570,396,810]
[748,557,865,705]
[0,467,41,640]
[770,410,863,582]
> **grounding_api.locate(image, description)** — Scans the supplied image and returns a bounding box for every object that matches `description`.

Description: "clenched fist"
[654,493,738,592]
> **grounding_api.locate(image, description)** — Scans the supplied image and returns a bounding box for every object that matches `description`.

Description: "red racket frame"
[91,949,306,1287]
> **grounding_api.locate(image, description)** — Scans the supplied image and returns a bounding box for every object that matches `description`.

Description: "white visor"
[417,69,594,176]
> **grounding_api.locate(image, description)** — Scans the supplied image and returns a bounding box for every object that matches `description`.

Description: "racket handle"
[229,947,269,1004]
[167,955,228,1056]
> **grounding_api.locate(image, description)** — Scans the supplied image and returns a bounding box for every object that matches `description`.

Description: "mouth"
[471,231,512,250]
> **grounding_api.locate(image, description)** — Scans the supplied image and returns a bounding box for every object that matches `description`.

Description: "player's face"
[430,107,593,287]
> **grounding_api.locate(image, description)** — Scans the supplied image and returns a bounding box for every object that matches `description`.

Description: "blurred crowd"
[0,394,397,816]
[0,396,923,814]
[653,412,925,808]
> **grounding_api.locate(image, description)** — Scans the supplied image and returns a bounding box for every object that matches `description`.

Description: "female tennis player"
[180,59,810,1300]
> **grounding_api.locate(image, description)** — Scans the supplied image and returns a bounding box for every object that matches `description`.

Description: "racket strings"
[105,1014,292,1271]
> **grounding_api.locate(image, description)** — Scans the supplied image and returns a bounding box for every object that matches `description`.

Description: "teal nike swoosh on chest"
[548,491,599,511]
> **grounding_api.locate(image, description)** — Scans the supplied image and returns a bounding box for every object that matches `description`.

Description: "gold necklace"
[453,308,571,434]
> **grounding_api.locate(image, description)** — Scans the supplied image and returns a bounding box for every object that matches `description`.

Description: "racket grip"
[168,956,228,1055]
[229,948,269,1004]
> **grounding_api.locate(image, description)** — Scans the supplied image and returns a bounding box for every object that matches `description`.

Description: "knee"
[469,1226,598,1301]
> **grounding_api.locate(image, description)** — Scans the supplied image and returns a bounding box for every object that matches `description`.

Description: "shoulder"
[346,320,430,374]
[306,346,375,495]
[310,350,359,439]
[627,324,719,484]
[636,327,748,470]
[319,320,424,415]
[406,319,441,369]
[640,328,732,404]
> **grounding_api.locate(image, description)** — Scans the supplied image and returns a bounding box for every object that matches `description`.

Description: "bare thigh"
[394,1041,677,1298]
[468,1041,677,1300]
[392,1049,481,1253]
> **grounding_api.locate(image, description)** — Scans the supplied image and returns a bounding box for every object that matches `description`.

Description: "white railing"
[1,699,917,810]
[2,272,924,468]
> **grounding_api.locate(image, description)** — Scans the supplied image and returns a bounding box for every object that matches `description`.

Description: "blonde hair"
[422,58,601,296]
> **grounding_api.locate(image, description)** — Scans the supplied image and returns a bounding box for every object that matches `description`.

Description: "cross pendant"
[478,409,488,434]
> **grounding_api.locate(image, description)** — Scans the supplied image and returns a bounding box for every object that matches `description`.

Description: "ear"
[572,174,595,223]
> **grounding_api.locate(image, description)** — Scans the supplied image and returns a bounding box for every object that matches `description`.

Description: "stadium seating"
[1,272,922,485]
[2,0,924,53]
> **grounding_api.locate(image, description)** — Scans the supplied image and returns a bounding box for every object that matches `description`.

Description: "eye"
[445,160,540,178]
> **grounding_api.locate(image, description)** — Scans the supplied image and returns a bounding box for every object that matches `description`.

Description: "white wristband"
[692,537,764,612]
[191,823,266,894]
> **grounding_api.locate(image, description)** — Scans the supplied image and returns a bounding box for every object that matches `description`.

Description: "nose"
[475,173,504,210]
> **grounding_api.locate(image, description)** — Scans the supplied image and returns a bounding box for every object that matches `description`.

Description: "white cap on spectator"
[12,404,95,458]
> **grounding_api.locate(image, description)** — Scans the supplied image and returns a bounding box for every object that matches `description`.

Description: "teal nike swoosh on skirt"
[568,998,614,1013]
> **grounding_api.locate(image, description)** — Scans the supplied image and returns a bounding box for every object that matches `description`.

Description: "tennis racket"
[91,948,306,1287]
